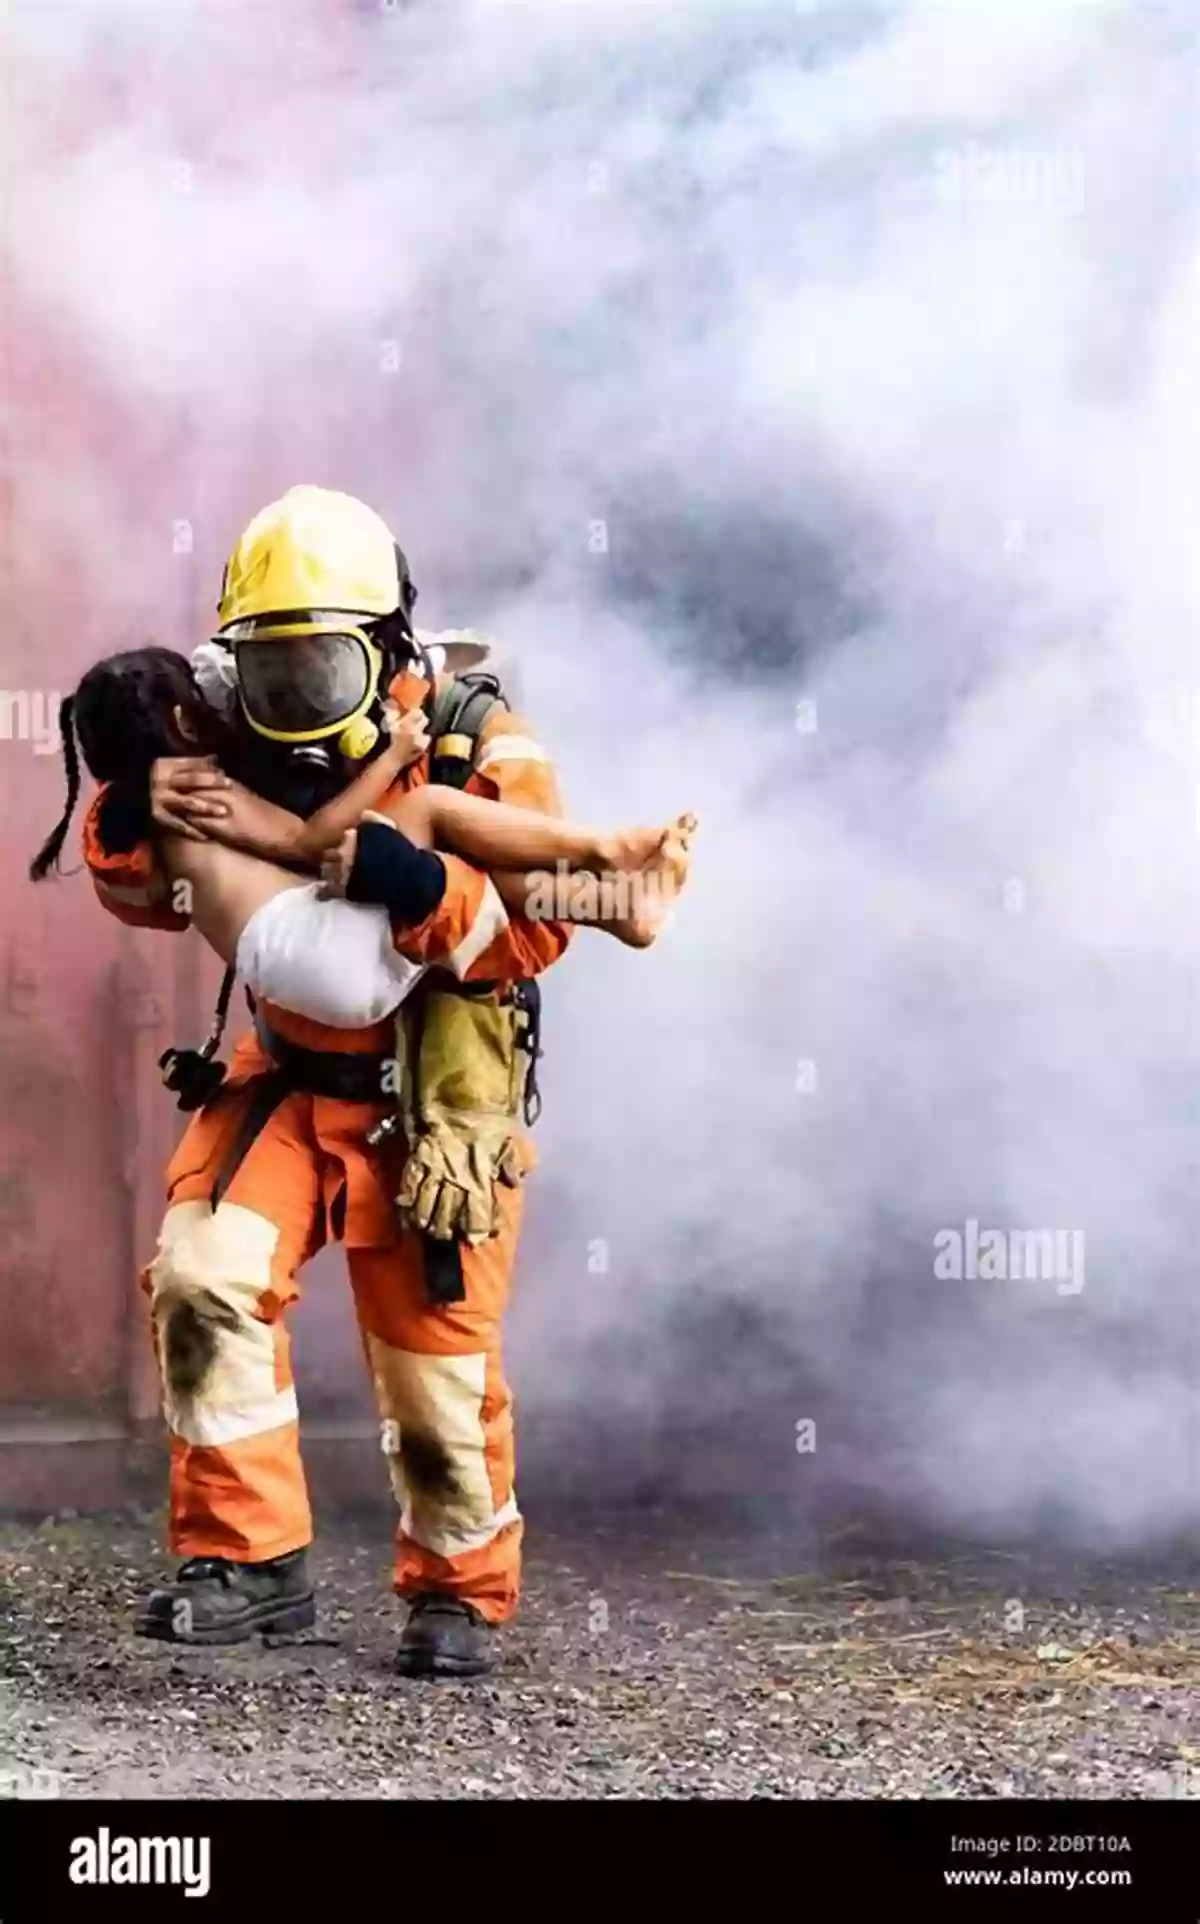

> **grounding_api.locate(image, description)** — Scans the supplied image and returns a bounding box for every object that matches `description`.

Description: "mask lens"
[236,634,372,737]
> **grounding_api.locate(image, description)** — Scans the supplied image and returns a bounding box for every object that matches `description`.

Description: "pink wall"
[0,296,377,1508]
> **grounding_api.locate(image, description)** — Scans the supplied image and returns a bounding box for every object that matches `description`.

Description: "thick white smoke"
[5,0,1198,1545]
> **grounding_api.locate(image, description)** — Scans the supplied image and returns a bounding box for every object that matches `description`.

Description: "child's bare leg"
[492,812,696,949]
[382,790,439,849]
[384,784,669,873]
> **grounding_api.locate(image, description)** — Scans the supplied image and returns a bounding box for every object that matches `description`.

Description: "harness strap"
[208,1070,291,1212]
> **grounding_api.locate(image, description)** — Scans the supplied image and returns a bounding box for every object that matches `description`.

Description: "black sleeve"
[345,820,447,930]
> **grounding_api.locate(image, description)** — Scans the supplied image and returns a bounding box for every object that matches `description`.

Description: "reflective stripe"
[446,874,510,979]
[402,1494,521,1560]
[95,876,160,910]
[368,1339,517,1555]
[475,734,548,771]
[168,1386,299,1450]
[150,1201,287,1448]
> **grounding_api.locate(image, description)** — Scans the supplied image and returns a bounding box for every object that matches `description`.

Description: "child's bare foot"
[592,825,664,870]
[595,810,698,872]
[610,812,696,948]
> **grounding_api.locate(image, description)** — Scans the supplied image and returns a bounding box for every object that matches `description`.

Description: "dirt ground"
[1,1508,1198,1799]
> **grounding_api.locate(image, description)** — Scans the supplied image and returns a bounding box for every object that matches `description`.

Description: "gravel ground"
[1,1510,1198,1799]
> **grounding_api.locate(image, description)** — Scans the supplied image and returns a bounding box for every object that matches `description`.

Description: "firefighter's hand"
[384,702,431,769]
[149,757,232,841]
[319,829,357,898]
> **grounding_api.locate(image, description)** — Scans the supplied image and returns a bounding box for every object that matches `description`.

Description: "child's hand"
[320,829,357,899]
[384,702,431,769]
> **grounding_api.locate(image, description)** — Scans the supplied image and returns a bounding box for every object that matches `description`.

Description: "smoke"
[5,0,1199,1546]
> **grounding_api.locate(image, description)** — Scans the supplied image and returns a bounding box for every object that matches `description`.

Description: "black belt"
[207,1016,392,1210]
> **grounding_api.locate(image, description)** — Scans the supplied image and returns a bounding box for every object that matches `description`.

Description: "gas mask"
[215,611,434,817]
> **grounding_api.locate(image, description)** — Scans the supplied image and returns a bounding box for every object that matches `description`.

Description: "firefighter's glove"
[397,1113,524,1245]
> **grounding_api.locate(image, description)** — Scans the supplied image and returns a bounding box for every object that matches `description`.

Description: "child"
[31,648,696,1029]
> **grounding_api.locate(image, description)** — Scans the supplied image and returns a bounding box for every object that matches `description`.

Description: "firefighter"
[81,485,574,1677]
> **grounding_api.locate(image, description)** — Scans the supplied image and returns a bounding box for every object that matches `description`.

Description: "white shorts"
[235,883,426,1029]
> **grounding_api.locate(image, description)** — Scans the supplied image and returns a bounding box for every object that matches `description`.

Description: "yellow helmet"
[215,487,415,756]
[217,484,406,629]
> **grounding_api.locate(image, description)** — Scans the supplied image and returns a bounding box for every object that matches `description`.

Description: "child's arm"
[290,722,422,859]
[200,710,429,868]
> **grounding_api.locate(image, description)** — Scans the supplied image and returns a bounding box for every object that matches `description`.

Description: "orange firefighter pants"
[141,1059,525,1624]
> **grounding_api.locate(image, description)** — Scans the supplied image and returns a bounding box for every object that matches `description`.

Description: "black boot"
[395,1594,499,1679]
[135,1549,315,1645]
